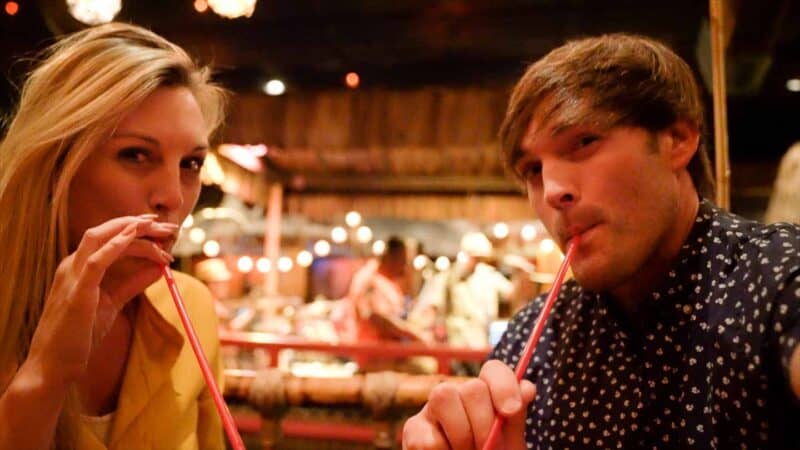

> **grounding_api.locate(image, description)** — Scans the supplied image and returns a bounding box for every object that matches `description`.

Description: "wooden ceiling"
[2,1,799,202]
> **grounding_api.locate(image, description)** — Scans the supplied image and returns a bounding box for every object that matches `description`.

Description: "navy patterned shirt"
[490,199,800,449]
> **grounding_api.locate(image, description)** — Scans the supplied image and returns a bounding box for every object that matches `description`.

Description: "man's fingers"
[502,380,536,450]
[425,384,475,450]
[479,360,523,416]
[402,409,452,450]
[457,379,496,449]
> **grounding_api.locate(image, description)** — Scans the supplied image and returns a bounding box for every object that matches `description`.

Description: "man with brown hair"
[403,34,800,449]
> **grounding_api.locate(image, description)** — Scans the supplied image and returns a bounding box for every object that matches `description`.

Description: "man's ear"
[664,120,701,171]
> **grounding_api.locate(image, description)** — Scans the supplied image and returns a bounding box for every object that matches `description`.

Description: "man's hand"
[403,360,536,450]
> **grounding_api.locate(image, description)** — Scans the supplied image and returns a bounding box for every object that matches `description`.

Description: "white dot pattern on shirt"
[489,199,800,449]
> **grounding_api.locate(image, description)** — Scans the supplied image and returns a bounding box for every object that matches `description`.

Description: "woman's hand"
[26,215,177,388]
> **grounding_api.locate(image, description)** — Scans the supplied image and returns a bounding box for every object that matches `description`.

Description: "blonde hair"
[0,22,226,448]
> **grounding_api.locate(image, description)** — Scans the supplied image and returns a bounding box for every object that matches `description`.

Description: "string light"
[521,224,537,241]
[263,79,285,96]
[314,240,331,257]
[413,255,430,271]
[207,0,256,18]
[356,226,372,243]
[345,72,360,89]
[66,0,121,25]
[493,222,509,239]
[331,226,348,243]
[202,240,220,257]
[5,1,19,16]
[278,256,293,272]
[189,227,206,244]
[193,0,208,12]
[296,250,313,267]
[256,257,271,273]
[345,211,362,227]
[237,256,253,273]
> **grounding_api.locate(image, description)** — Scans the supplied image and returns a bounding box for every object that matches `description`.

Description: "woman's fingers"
[72,215,155,265]
[73,215,178,266]
[74,222,139,290]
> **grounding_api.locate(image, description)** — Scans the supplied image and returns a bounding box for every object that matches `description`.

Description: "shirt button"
[682,304,693,315]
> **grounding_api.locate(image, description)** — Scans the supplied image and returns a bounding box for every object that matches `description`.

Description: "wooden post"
[709,0,732,209]
[265,183,283,296]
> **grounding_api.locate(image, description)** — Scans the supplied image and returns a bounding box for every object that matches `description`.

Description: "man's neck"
[610,194,700,323]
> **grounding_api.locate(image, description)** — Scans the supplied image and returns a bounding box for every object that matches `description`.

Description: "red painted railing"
[220,330,490,375]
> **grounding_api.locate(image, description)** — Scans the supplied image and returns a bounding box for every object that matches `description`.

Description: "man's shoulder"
[710,203,800,259]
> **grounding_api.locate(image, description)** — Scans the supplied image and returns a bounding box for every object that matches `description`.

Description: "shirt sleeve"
[774,271,800,398]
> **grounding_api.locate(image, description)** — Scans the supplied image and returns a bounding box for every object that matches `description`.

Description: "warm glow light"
[189,227,206,244]
[67,0,121,25]
[435,256,451,271]
[356,226,372,243]
[345,211,362,227]
[787,78,800,92]
[345,72,360,89]
[263,79,285,96]
[413,255,430,271]
[218,143,267,172]
[193,0,207,12]
[202,240,220,257]
[200,153,225,185]
[5,1,19,15]
[256,257,271,273]
[207,0,256,18]
[539,238,556,254]
[296,250,313,267]
[278,256,293,272]
[237,256,253,273]
[314,240,331,257]
[457,251,469,264]
[182,215,194,229]
[372,240,386,256]
[521,224,537,241]
[493,222,509,239]
[331,226,348,244]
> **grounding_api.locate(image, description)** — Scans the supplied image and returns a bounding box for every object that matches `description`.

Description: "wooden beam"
[286,174,520,194]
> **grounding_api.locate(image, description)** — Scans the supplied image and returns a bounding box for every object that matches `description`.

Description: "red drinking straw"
[161,265,246,450]
[481,235,580,450]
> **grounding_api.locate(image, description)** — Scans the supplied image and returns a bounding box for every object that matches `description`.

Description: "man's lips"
[562,224,597,244]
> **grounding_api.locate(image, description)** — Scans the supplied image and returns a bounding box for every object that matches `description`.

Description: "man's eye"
[577,135,600,148]
[518,163,542,179]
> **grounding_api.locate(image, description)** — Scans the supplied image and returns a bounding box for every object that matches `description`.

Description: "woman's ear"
[665,120,701,171]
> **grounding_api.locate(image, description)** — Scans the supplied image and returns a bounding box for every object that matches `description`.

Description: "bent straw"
[161,265,246,450]
[481,236,580,450]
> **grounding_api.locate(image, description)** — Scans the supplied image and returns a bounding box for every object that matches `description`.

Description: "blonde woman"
[0,23,227,449]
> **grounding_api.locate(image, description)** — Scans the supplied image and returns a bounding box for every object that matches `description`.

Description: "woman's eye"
[182,157,205,172]
[118,148,149,163]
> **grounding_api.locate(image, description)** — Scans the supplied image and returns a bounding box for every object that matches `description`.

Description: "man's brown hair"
[499,33,714,198]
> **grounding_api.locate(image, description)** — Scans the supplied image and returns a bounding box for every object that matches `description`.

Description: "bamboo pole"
[264,183,283,295]
[709,0,731,209]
